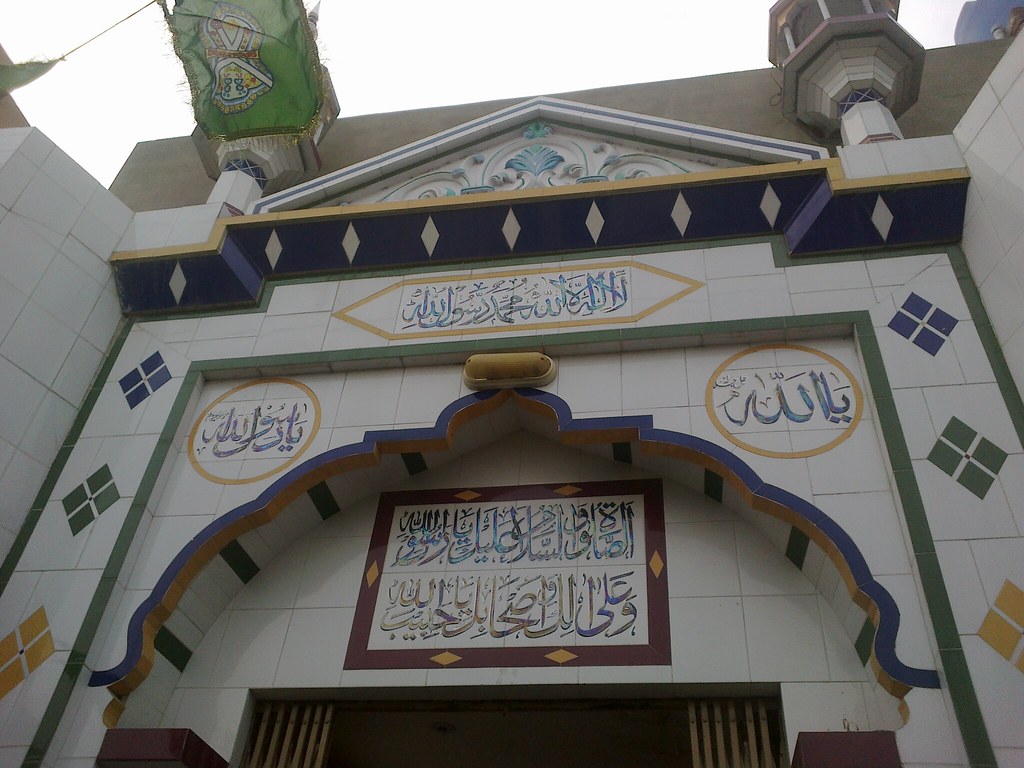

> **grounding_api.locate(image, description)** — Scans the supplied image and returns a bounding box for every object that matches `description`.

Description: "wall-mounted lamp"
[463,352,557,390]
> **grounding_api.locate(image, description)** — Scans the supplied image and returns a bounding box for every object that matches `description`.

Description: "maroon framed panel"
[345,479,670,670]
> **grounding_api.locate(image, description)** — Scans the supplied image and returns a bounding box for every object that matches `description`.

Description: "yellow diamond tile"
[365,561,380,588]
[0,660,25,701]
[19,606,48,643]
[24,631,54,674]
[455,490,481,501]
[545,648,578,664]
[554,485,582,497]
[649,550,665,578]
[430,651,462,666]
[995,580,1024,629]
[0,632,17,665]
[979,611,1021,661]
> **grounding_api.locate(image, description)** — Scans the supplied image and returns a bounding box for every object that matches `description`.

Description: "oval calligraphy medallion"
[188,378,321,484]
[705,344,863,459]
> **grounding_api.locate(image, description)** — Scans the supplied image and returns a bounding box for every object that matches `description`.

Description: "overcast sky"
[0,0,970,186]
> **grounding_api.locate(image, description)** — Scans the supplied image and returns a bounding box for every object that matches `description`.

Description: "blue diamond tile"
[914,327,946,356]
[888,312,918,340]
[927,307,958,336]
[124,385,150,410]
[148,366,172,392]
[140,352,165,375]
[118,369,143,394]
[901,293,932,320]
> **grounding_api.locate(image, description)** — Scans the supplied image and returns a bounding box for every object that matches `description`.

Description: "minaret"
[197,0,341,210]
[768,0,925,145]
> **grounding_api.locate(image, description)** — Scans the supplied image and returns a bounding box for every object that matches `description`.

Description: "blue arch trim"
[89,387,939,692]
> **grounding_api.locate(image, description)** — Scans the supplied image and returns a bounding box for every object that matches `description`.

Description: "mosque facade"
[1,2,1024,767]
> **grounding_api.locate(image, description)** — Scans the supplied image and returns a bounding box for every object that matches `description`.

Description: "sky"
[1,0,971,187]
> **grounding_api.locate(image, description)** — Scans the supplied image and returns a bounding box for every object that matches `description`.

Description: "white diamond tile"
[265,229,282,270]
[502,208,521,250]
[342,223,360,263]
[670,192,691,237]
[421,216,439,257]
[760,183,782,227]
[585,201,605,243]
[169,262,186,305]
[871,195,894,241]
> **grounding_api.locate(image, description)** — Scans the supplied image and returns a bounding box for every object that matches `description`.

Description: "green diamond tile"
[973,437,1008,475]
[61,485,88,517]
[85,464,113,495]
[67,507,95,536]
[941,417,977,452]
[855,618,874,665]
[92,483,120,515]
[928,440,963,477]
[785,527,810,570]
[958,462,996,500]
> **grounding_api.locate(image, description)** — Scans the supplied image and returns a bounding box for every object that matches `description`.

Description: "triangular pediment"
[252,97,828,214]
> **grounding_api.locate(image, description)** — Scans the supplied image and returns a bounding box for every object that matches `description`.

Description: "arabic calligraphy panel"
[346,480,670,669]
[705,344,863,459]
[333,262,704,340]
[188,378,321,484]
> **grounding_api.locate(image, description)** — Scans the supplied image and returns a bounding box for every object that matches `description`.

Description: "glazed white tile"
[816,596,870,682]
[52,337,103,409]
[967,537,1024,606]
[877,324,967,389]
[210,608,291,689]
[0,151,38,211]
[996,454,1024,535]
[49,683,113,760]
[128,514,216,591]
[780,682,870,746]
[266,282,341,316]
[786,261,871,294]
[814,492,912,577]
[915,458,1019,541]
[669,596,750,682]
[15,501,91,573]
[891,388,939,459]
[866,254,945,289]
[0,357,46,445]
[274,607,352,688]
[0,275,28,345]
[12,170,82,238]
[994,749,1024,768]
[707,273,793,322]
[152,454,225,517]
[172,687,251,764]
[744,594,830,681]
[230,541,308,611]
[27,569,102,651]
[796,426,891,495]
[934,540,991,636]
[335,369,402,427]
[922,382,1022,453]
[1,301,77,386]
[252,312,330,357]
[176,611,228,689]
[0,650,68,746]
[394,365,463,426]
[665,521,740,597]
[791,288,878,315]
[703,243,777,280]
[956,82,1000,149]
[620,349,686,410]
[553,354,622,413]
[192,312,264,342]
[69,210,120,261]
[895,687,968,766]
[79,289,121,353]
[735,522,815,597]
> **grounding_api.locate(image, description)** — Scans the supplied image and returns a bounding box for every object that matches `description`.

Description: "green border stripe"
[154,626,193,673]
[219,540,260,584]
[0,322,130,596]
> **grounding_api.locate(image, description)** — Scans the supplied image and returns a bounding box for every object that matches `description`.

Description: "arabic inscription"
[706,344,863,459]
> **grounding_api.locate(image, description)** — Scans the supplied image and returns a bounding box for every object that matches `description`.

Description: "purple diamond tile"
[901,292,933,320]
[888,312,919,340]
[913,327,946,356]
[927,307,958,336]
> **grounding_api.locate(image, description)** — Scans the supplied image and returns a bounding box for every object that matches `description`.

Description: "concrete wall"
[0,128,129,561]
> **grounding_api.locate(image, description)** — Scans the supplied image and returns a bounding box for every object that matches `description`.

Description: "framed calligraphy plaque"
[705,344,863,459]
[345,479,670,669]
[188,378,321,484]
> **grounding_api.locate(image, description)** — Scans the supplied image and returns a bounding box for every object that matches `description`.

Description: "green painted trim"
[24,368,204,768]
[854,318,996,768]
[0,321,132,597]
[771,242,955,269]
[154,626,193,673]
[219,540,260,584]
[612,442,633,464]
[948,245,1024,449]
[785,527,810,570]
[400,452,428,476]
[855,618,874,666]
[703,469,724,503]
[307,482,340,520]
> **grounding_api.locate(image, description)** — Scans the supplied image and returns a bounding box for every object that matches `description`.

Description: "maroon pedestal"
[97,729,227,768]
[792,731,901,768]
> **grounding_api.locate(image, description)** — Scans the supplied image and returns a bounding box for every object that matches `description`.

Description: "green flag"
[166,0,322,141]
[0,60,59,94]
